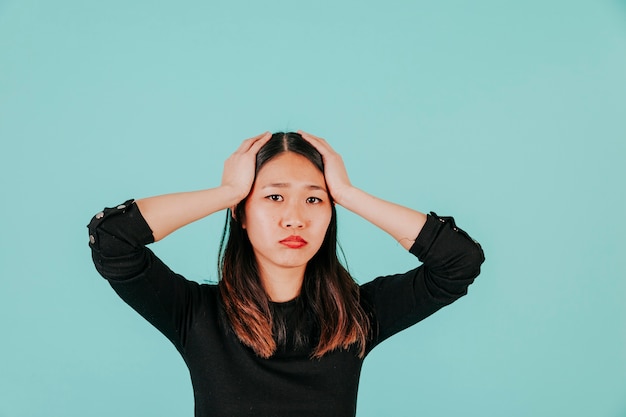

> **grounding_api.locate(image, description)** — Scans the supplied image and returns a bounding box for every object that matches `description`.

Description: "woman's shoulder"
[199,281,220,295]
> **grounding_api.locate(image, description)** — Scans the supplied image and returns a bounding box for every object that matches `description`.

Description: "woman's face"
[243,151,332,274]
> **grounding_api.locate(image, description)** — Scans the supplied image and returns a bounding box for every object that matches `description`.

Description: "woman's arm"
[331,187,427,250]
[298,131,426,250]
[137,132,272,241]
[87,133,271,348]
[298,131,484,352]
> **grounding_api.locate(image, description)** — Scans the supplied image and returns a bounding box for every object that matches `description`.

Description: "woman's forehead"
[256,152,325,186]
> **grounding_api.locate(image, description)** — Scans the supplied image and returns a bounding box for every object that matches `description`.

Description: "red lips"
[279,235,308,249]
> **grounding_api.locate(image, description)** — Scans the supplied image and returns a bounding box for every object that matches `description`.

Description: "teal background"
[1,0,625,416]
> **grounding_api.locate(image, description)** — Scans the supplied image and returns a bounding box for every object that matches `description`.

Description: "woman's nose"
[280,203,305,229]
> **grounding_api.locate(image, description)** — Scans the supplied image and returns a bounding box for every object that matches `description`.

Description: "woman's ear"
[231,206,246,228]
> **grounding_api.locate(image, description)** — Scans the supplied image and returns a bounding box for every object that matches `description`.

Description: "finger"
[235,131,271,153]
[247,131,272,154]
[298,130,333,154]
[240,131,270,151]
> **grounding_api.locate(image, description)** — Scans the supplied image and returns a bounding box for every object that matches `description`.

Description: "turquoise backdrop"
[1,0,625,416]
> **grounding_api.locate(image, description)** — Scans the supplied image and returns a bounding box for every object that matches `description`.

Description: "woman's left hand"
[298,130,353,205]
[300,130,427,248]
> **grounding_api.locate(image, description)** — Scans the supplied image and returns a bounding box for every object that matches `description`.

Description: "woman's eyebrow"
[262,182,327,191]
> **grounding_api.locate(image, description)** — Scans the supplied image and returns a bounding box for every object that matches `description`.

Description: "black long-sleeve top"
[87,200,484,417]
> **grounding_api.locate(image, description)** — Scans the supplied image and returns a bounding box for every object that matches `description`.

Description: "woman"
[88,131,484,417]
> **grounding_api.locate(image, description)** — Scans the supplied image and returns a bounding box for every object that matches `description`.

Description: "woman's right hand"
[221,132,272,202]
[135,132,271,241]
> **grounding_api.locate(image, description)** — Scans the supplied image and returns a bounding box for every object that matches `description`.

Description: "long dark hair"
[218,132,370,358]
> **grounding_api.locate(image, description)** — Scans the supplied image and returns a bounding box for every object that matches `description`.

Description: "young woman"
[88,131,484,417]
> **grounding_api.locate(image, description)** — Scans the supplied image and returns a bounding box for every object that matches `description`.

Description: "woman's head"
[218,132,369,359]
[232,132,335,278]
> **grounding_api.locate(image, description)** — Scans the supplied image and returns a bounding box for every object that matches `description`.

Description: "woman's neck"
[258,264,305,302]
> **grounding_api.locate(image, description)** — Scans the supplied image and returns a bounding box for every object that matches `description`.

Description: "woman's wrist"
[333,185,362,210]
[216,185,249,208]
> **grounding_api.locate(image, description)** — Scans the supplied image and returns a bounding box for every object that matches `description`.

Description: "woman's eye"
[266,195,283,202]
[306,197,322,204]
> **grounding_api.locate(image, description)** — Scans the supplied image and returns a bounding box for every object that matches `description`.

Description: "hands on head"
[138,129,426,248]
[297,130,353,206]
[222,131,353,206]
[220,131,272,202]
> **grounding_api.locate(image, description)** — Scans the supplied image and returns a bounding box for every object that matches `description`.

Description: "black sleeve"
[361,212,485,352]
[87,199,201,352]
